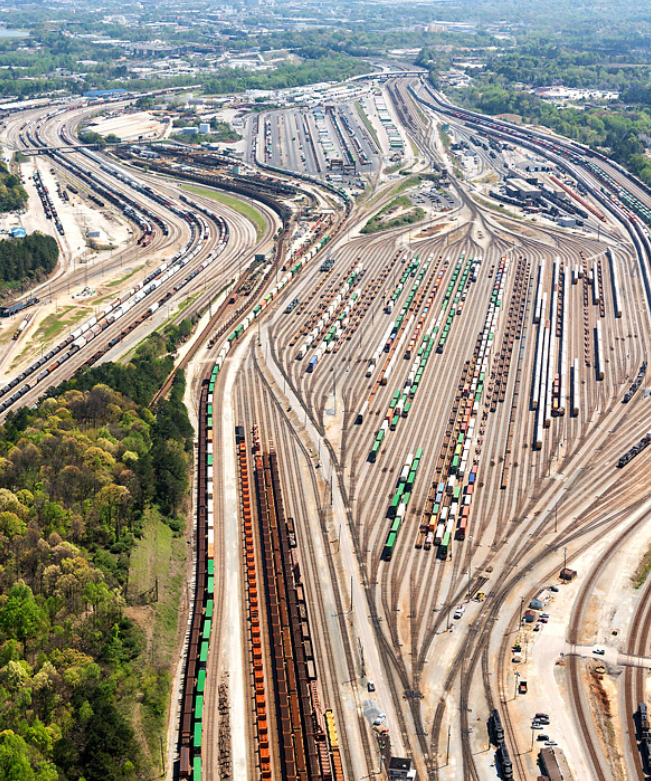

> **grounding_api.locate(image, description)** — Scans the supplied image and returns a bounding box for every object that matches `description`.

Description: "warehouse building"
[539,746,574,780]
[505,177,541,199]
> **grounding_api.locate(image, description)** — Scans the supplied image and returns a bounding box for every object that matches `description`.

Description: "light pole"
[467,535,473,599]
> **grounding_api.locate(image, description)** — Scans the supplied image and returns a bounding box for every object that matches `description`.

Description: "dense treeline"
[453,82,651,187]
[421,38,651,188]
[78,130,121,147]
[0,332,193,779]
[202,53,369,95]
[0,160,28,214]
[0,233,58,286]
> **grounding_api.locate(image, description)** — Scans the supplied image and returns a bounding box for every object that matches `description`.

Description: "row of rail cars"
[0,205,226,413]
[177,232,339,781]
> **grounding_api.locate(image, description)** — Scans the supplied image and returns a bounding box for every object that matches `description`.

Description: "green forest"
[0,161,28,214]
[0,233,59,289]
[0,332,193,780]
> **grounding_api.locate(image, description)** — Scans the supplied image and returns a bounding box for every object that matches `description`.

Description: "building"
[10,227,26,239]
[540,746,574,780]
[199,122,210,134]
[388,757,417,781]
[83,88,128,98]
[530,589,551,610]
[560,568,577,581]
[558,216,576,228]
[181,127,198,135]
[505,177,541,199]
[523,609,537,623]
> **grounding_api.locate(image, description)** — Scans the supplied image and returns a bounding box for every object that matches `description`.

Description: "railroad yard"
[4,70,651,781]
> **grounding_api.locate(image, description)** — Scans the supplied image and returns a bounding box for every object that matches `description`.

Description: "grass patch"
[107,265,145,287]
[395,172,439,195]
[175,291,201,319]
[38,307,76,341]
[354,101,380,148]
[633,546,651,588]
[183,184,265,241]
[128,508,188,765]
[361,196,425,234]
[128,508,187,665]
[11,307,88,368]
[471,193,524,220]
[384,161,404,176]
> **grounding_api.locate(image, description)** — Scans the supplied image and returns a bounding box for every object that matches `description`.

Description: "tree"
[0,584,43,644]
[0,731,36,781]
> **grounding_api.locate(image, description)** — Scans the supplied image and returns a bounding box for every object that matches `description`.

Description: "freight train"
[638,702,651,768]
[617,431,651,469]
[176,213,348,780]
[623,360,648,403]
[489,709,513,781]
[0,212,228,414]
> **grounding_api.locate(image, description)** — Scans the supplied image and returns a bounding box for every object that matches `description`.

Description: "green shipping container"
[202,619,211,642]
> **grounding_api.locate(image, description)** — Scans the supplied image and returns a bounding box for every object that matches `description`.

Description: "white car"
[373,713,386,726]
[453,605,465,619]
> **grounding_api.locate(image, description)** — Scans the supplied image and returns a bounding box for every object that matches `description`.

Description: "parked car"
[367,681,376,692]
[593,648,605,656]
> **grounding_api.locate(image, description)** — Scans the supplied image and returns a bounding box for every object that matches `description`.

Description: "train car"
[383,531,397,561]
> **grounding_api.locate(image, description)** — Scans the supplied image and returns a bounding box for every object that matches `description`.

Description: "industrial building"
[539,746,574,780]
[388,757,417,780]
[505,177,541,199]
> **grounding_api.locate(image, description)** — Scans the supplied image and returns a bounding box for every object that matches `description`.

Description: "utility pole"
[349,575,354,613]
[467,535,473,599]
